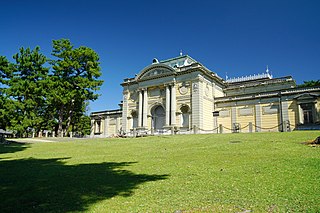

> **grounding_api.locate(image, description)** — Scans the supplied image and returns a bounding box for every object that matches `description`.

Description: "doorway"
[301,103,314,124]
[152,105,165,130]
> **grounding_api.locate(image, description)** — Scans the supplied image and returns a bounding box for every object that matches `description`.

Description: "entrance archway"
[151,105,165,130]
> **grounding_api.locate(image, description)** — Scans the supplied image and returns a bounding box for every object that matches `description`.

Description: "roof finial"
[266,65,269,74]
[180,50,183,56]
[226,72,228,80]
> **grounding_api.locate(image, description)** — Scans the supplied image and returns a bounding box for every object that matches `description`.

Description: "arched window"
[131,110,138,128]
[180,105,190,128]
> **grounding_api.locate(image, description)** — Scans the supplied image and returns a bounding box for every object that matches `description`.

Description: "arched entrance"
[151,105,165,130]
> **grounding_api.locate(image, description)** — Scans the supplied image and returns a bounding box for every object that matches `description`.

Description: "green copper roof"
[160,55,197,63]
[159,55,198,68]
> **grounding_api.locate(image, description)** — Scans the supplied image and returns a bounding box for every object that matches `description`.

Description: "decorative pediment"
[135,64,176,81]
[294,93,319,100]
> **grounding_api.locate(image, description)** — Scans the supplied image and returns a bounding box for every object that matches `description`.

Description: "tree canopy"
[298,80,320,88]
[0,39,103,137]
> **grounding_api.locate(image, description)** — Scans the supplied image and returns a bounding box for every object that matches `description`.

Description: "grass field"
[1,131,320,212]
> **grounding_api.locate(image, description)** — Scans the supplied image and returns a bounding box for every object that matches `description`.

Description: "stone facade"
[90,55,320,137]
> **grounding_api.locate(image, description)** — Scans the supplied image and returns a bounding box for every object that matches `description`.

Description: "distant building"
[90,55,320,137]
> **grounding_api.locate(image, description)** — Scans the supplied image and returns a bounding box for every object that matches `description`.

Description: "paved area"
[7,137,91,143]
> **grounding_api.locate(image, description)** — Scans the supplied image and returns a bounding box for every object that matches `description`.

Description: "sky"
[1,0,319,113]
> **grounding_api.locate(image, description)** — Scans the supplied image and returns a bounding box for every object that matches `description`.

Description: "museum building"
[90,55,320,137]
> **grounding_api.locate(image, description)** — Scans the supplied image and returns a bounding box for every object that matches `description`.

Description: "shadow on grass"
[0,158,168,212]
[0,141,29,155]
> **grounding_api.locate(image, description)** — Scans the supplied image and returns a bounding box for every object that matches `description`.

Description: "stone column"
[104,116,109,137]
[116,116,120,134]
[231,106,237,132]
[121,90,129,133]
[170,84,176,126]
[191,80,202,130]
[298,104,304,124]
[297,104,303,124]
[138,90,143,127]
[255,104,262,132]
[143,88,148,128]
[90,118,94,138]
[281,100,289,132]
[281,100,290,132]
[298,104,303,124]
[165,85,170,126]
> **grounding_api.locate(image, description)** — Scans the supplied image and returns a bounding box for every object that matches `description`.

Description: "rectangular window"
[263,105,278,114]
[239,107,253,116]
[95,121,101,133]
[219,109,230,117]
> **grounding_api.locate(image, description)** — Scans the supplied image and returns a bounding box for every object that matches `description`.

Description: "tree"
[0,39,103,137]
[0,56,13,130]
[298,80,320,88]
[50,39,103,136]
[6,47,49,137]
[72,114,91,136]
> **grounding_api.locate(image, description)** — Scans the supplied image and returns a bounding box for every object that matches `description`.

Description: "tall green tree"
[6,47,49,137]
[50,39,103,136]
[0,56,13,130]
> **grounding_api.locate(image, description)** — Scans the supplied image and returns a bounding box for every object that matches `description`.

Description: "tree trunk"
[65,103,74,137]
[58,105,64,137]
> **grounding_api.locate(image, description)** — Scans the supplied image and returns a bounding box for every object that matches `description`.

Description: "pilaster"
[143,88,148,127]
[138,90,143,127]
[212,82,217,132]
[116,116,120,134]
[165,85,170,126]
[122,90,129,133]
[191,76,204,130]
[171,83,176,125]
[231,106,237,130]
[281,99,289,132]
[255,104,262,132]
[298,104,303,124]
[104,116,109,137]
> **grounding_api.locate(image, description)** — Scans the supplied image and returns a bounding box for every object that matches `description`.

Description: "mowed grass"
[1,131,320,212]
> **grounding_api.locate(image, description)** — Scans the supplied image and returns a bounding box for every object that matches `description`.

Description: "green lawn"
[1,131,320,212]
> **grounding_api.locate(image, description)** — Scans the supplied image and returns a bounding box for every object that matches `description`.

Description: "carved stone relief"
[179,85,188,95]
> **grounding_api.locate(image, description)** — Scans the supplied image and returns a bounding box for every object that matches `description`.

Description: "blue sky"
[1,0,319,113]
